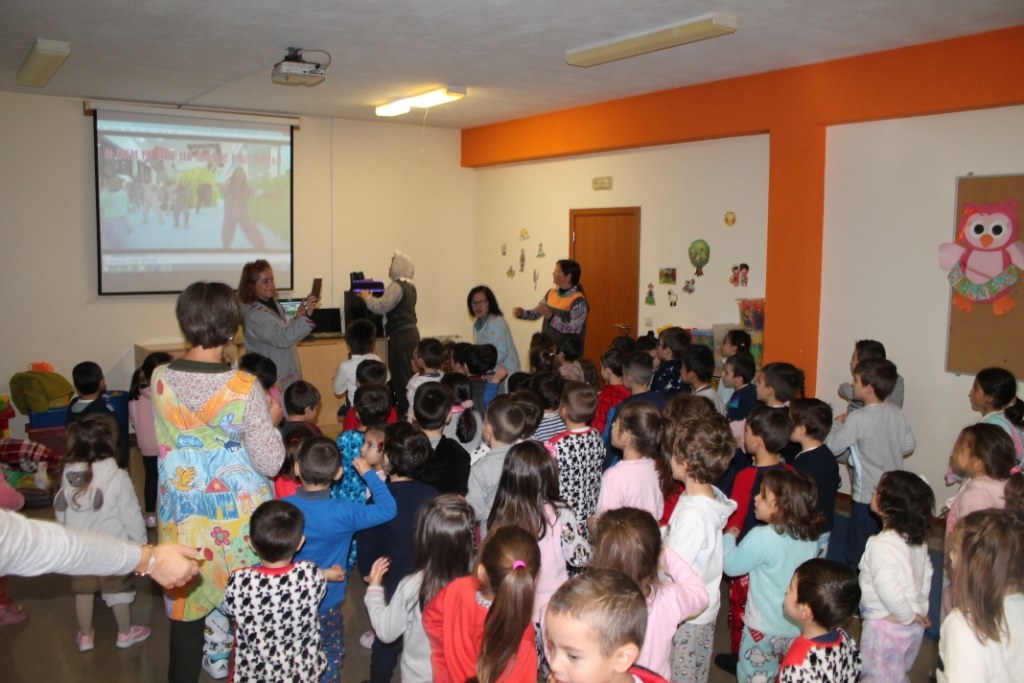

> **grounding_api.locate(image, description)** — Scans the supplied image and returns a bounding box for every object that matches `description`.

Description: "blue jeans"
[846,501,881,569]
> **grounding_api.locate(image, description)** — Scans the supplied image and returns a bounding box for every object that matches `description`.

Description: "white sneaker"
[202,654,230,680]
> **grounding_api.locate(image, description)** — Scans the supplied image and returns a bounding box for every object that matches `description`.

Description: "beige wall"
[474,136,770,368]
[3,89,1021,509]
[0,93,477,435]
[819,104,1024,502]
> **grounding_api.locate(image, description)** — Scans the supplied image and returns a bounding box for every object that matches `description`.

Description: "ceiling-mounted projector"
[271,47,329,86]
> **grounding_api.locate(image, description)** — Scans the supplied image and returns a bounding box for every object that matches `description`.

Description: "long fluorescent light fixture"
[375,86,467,117]
[566,13,737,67]
[16,39,71,87]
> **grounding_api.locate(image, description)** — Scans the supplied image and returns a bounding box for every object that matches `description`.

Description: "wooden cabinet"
[134,337,386,429]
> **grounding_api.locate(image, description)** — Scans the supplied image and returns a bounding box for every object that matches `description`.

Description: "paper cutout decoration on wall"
[533,269,539,290]
[683,279,696,294]
[519,249,526,272]
[537,242,545,257]
[519,228,530,241]
[730,263,750,287]
[724,211,737,227]
[689,239,711,276]
[939,199,1024,315]
[645,283,656,305]
[667,289,679,306]
[501,243,507,256]
[507,265,515,279]
[659,267,677,284]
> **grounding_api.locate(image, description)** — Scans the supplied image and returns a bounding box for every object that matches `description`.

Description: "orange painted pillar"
[763,123,826,394]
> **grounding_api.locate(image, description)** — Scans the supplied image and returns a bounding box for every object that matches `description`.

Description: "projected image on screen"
[94,108,294,294]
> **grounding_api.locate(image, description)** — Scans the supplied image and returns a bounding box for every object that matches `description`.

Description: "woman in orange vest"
[513,259,589,343]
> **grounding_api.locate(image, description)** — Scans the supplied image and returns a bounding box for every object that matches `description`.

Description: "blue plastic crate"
[28,406,65,428]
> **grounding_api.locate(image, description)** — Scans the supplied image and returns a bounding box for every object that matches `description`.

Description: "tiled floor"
[1,454,939,682]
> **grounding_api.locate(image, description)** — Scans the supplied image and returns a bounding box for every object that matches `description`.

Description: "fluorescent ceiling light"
[375,86,467,117]
[566,13,737,67]
[16,39,71,87]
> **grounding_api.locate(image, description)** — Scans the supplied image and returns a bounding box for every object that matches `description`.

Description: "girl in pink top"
[596,402,673,522]
[590,507,708,679]
[486,441,590,627]
[127,351,172,528]
[942,423,1015,619]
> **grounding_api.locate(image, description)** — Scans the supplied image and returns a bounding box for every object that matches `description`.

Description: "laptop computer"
[309,308,343,339]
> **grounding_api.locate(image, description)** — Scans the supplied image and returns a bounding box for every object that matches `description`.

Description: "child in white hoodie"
[663,415,738,683]
[55,415,149,652]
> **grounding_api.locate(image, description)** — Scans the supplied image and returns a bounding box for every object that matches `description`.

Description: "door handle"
[613,323,632,332]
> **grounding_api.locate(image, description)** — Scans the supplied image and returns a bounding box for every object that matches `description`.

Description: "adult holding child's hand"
[514,259,589,344]
[0,509,201,590]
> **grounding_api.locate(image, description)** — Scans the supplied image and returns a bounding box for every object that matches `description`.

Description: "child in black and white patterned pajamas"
[222,500,342,683]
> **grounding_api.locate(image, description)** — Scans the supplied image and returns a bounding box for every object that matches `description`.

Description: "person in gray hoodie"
[361,249,420,415]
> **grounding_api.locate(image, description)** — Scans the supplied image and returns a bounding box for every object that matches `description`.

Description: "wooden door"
[569,207,641,366]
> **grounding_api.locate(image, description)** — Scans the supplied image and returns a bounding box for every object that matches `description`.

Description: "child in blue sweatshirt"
[286,436,397,683]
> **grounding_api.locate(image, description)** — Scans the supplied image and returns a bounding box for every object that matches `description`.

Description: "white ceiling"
[2,1,1022,130]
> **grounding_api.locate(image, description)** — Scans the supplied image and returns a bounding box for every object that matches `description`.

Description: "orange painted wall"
[461,25,1024,393]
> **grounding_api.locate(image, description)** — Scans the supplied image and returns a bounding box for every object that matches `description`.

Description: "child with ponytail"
[441,373,484,453]
[968,367,1024,462]
[596,402,674,523]
[423,524,540,683]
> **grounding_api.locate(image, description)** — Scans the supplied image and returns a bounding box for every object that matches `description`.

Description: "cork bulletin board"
[943,174,1024,376]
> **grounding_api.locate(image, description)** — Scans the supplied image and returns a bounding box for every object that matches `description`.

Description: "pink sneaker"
[0,604,29,626]
[359,630,375,649]
[116,624,151,649]
[144,513,157,529]
[76,631,95,652]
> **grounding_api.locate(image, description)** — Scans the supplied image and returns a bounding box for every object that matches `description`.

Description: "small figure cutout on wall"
[519,228,530,241]
[667,289,679,307]
[501,243,507,256]
[724,211,737,227]
[659,267,677,285]
[739,263,749,287]
[537,242,545,258]
[519,249,526,272]
[683,279,696,294]
[645,283,656,306]
[533,269,539,290]
[507,265,515,279]
[730,265,740,287]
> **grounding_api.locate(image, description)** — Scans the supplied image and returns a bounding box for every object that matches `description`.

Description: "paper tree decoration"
[688,239,711,276]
